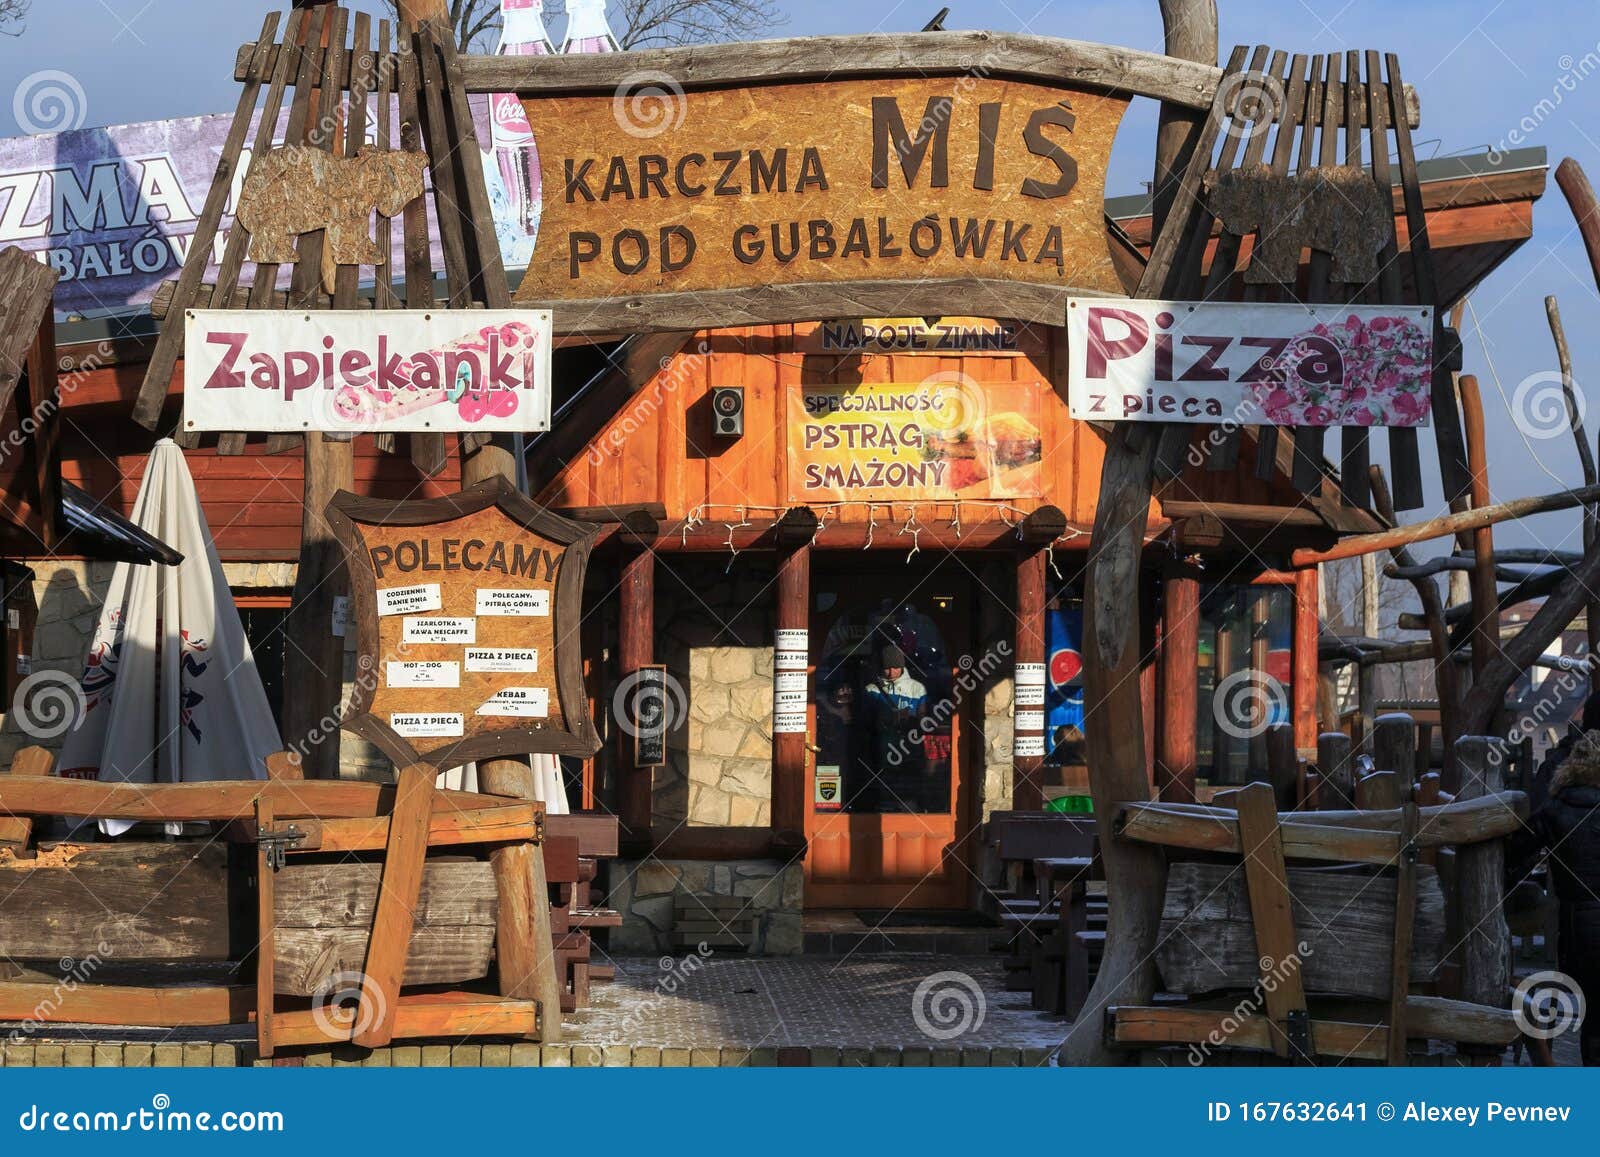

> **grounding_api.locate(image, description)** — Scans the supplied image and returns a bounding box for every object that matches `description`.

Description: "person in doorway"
[864,644,928,811]
[1512,727,1600,1065]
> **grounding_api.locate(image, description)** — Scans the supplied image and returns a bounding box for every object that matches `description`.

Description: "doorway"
[804,563,976,909]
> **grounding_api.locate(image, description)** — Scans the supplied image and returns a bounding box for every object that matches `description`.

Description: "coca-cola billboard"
[1065,298,1435,427]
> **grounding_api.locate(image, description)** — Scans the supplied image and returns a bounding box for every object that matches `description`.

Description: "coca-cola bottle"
[560,0,621,53]
[489,0,554,261]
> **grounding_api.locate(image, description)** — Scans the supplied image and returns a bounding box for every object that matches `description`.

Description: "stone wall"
[607,858,803,955]
[653,559,775,829]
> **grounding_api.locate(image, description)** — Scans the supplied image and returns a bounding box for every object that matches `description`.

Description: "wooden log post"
[616,547,656,852]
[771,510,816,850]
[1157,572,1199,803]
[1459,377,1498,686]
[1013,544,1050,810]
[1372,713,1417,801]
[1317,730,1355,810]
[1292,568,1320,755]
[1455,736,1509,1052]
[282,0,354,779]
[1265,723,1299,811]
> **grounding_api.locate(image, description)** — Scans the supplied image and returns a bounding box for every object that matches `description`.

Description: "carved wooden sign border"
[327,476,601,771]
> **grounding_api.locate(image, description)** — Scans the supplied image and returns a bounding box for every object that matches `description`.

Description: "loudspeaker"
[711,386,744,438]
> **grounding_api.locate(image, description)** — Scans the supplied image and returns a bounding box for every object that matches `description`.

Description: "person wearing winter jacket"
[1512,728,1600,1065]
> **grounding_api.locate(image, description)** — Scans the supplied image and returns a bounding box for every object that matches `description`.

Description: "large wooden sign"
[497,39,1132,331]
[326,477,600,771]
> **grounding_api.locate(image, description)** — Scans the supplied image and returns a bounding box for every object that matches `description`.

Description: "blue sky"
[2,0,1599,549]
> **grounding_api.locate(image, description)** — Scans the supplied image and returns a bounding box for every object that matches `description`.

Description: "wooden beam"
[1235,784,1308,1059]
[354,763,436,1047]
[0,746,53,849]
[0,982,253,1027]
[0,776,509,821]
[1157,574,1199,802]
[268,991,540,1048]
[772,543,810,847]
[1013,546,1048,809]
[617,548,655,848]
[1291,481,1600,565]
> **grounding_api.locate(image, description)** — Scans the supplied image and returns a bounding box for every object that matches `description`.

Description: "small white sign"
[186,309,554,434]
[377,582,442,616]
[1014,684,1046,707]
[1015,710,1046,733]
[775,711,808,734]
[775,650,809,672]
[1066,298,1433,427]
[402,616,477,644]
[331,595,350,638]
[1015,662,1047,687]
[1013,733,1047,758]
[774,671,808,693]
[390,712,464,738]
[387,660,460,688]
[774,689,808,713]
[775,629,808,651]
[464,648,539,673]
[476,686,551,717]
[475,588,550,616]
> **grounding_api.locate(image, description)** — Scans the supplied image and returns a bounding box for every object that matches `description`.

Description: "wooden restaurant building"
[0,26,1548,953]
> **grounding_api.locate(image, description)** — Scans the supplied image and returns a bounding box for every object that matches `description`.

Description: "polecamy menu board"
[327,476,601,770]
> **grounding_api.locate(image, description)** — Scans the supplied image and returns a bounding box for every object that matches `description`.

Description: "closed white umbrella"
[57,439,281,834]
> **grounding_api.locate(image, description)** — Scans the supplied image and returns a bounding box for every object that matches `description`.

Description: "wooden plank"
[353,763,436,1047]
[0,745,53,848]
[0,842,233,961]
[490,840,564,1042]
[1455,736,1509,1013]
[1110,1004,1388,1061]
[130,11,282,430]
[435,27,512,310]
[276,925,493,997]
[310,803,540,852]
[268,991,540,1048]
[0,775,502,822]
[1159,859,1444,1000]
[255,796,276,1058]
[1388,53,1470,503]
[0,982,252,1027]
[1387,802,1419,1064]
[1234,783,1307,1057]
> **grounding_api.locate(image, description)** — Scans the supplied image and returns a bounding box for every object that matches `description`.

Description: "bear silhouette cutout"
[1202,164,1393,288]
[236,145,428,293]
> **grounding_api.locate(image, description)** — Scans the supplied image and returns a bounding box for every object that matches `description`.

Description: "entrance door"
[804,568,972,908]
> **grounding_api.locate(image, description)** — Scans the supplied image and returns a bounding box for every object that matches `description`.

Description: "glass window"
[1195,583,1294,787]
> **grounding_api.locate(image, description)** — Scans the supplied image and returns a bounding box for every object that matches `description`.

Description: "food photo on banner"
[0,0,1597,1139]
